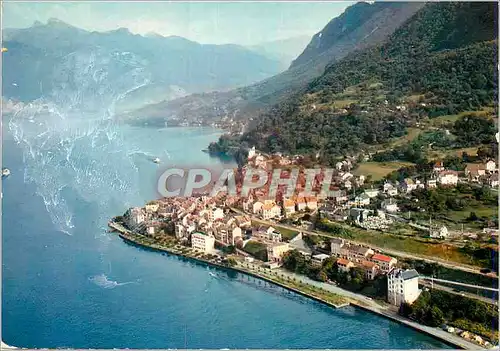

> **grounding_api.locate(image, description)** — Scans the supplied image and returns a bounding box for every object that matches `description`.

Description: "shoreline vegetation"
[108,220,479,350]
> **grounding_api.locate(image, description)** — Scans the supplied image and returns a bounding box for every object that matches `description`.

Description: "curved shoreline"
[109,222,472,349]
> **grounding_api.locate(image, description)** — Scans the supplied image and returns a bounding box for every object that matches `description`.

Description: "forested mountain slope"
[239,2,498,164]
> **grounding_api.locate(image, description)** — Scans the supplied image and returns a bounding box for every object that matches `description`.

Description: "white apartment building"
[437,170,458,186]
[261,203,281,219]
[266,242,291,263]
[381,198,399,213]
[430,225,449,239]
[330,238,345,256]
[486,160,497,173]
[387,269,421,306]
[191,232,215,253]
[252,201,264,214]
[384,183,398,196]
[205,207,224,221]
[283,199,296,216]
[311,254,331,265]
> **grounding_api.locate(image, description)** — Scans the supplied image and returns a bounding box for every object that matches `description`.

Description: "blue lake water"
[0,122,452,349]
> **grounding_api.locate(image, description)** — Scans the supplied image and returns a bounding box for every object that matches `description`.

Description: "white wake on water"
[8,48,153,235]
[88,274,138,289]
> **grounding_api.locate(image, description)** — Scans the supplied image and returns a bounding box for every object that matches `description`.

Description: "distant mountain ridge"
[2,19,284,111]
[247,35,312,68]
[122,1,425,126]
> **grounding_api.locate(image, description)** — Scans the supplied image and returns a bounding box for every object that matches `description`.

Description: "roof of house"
[192,232,209,237]
[336,258,351,266]
[313,253,330,260]
[284,199,295,207]
[466,164,486,171]
[434,161,443,167]
[262,203,277,210]
[371,253,393,262]
[350,245,371,255]
[401,269,419,280]
[356,193,370,200]
[439,170,458,176]
[361,260,378,269]
[305,197,317,203]
[331,238,344,245]
[403,178,414,185]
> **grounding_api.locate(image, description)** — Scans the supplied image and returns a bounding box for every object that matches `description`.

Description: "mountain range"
[247,35,312,69]
[120,1,426,125]
[2,18,285,112]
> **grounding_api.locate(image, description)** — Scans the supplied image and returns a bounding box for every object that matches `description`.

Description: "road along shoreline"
[109,221,479,350]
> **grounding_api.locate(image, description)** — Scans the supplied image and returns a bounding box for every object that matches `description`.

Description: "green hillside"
[238,2,498,165]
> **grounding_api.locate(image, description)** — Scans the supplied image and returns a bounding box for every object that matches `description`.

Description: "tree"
[399,302,414,317]
[427,306,445,327]
[467,211,479,221]
[226,257,237,267]
[316,270,328,282]
[349,267,366,288]
[444,156,465,171]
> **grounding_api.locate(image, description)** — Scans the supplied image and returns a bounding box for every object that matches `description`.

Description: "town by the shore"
[110,148,498,350]
[109,220,481,350]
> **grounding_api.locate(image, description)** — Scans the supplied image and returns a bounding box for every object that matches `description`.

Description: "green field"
[427,107,494,127]
[353,161,414,181]
[242,240,268,261]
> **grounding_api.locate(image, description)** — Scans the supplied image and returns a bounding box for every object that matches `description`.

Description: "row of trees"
[281,249,387,297]
[282,250,366,288]
[400,290,499,341]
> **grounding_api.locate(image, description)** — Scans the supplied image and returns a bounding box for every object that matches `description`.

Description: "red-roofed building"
[433,161,445,173]
[370,253,397,272]
[336,258,354,273]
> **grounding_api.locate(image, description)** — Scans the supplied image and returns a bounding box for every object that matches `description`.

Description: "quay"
[108,221,481,350]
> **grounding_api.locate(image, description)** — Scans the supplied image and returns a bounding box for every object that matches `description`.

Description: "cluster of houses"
[464,160,498,186]
[123,192,422,310]
[123,193,303,260]
[242,194,320,220]
[330,238,422,307]
[123,194,253,254]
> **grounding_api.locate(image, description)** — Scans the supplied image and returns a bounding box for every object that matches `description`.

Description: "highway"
[420,276,499,292]
[419,280,498,305]
[230,207,496,278]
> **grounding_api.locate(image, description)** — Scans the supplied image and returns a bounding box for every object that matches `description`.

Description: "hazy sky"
[2,1,354,45]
